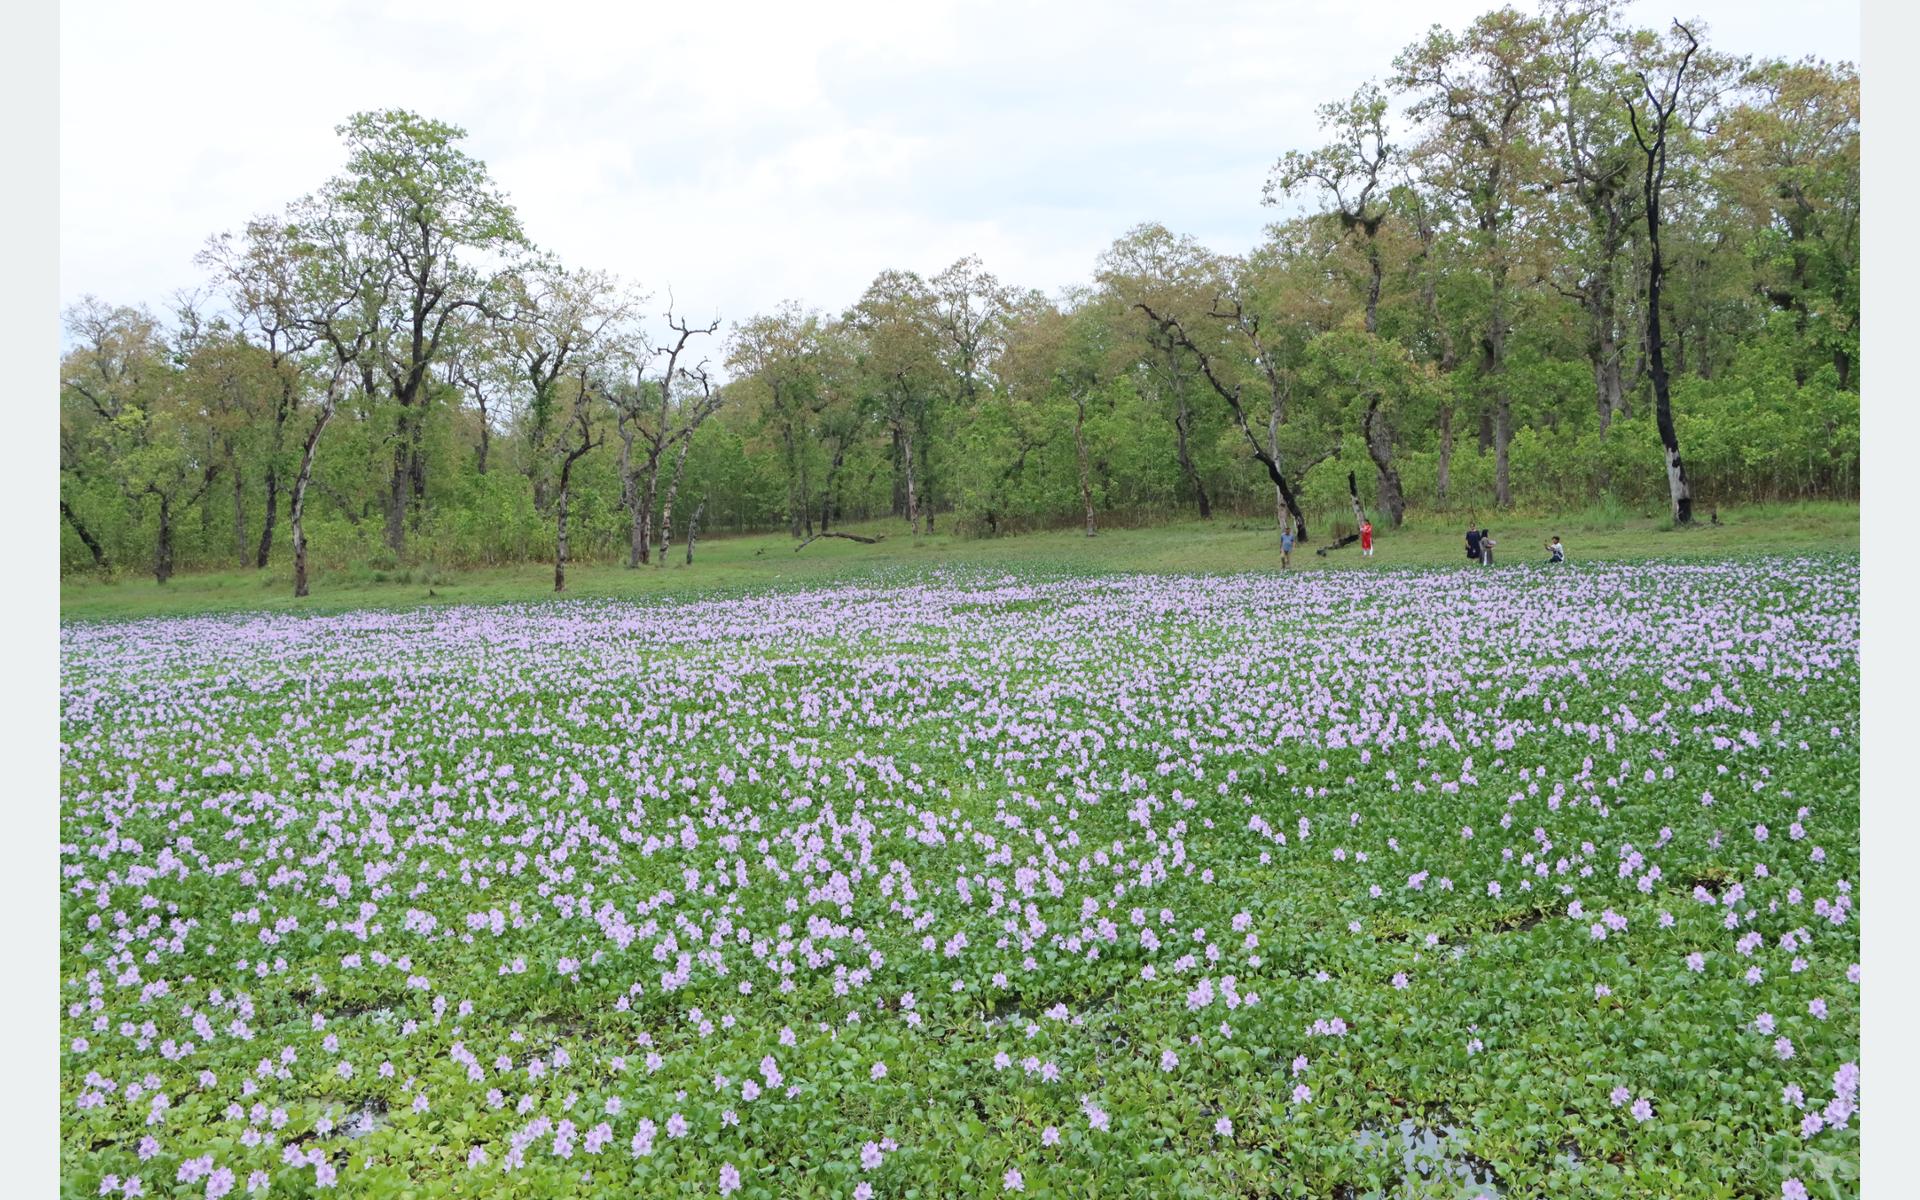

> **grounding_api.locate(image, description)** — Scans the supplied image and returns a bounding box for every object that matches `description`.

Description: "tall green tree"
[298,109,524,558]
[1394,7,1555,507]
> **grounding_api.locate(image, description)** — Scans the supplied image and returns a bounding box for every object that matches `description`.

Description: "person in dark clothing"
[1466,528,1482,563]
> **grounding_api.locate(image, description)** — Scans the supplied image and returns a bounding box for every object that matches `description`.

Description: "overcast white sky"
[60,0,1860,329]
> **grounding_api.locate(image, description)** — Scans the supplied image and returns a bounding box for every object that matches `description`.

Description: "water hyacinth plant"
[60,557,1859,1198]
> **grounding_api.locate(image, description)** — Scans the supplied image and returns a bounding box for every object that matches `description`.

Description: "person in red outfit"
[1359,520,1374,558]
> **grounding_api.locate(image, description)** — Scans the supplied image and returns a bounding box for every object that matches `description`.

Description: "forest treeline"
[59,1,1858,590]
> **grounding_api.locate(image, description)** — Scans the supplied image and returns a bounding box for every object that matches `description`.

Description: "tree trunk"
[255,466,279,569]
[527,381,557,515]
[658,437,691,564]
[1437,401,1454,505]
[1171,394,1211,519]
[556,440,596,591]
[1494,394,1512,508]
[1363,400,1406,526]
[819,442,847,534]
[232,469,248,567]
[409,442,428,508]
[1633,37,1696,526]
[290,405,335,599]
[384,439,408,558]
[1075,394,1097,537]
[890,427,907,518]
[919,430,936,534]
[62,499,107,569]
[1483,286,1511,506]
[685,500,703,565]
[1646,246,1691,524]
[1364,240,1383,336]
[630,469,656,568]
[554,480,572,592]
[1267,406,1295,531]
[1590,277,1626,434]
[901,423,922,536]
[200,473,216,547]
[153,493,174,585]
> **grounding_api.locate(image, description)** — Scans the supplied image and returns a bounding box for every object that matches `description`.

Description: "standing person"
[1280,527,1295,570]
[1466,527,1482,564]
[1546,536,1565,564]
[1480,529,1497,566]
[1360,520,1374,558]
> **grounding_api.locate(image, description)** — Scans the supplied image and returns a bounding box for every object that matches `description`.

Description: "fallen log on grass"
[795,531,886,552]
[1316,533,1362,557]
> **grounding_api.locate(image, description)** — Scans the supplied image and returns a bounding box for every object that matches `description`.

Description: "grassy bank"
[59,500,1858,622]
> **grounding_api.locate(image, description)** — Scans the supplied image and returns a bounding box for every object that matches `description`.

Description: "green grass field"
[59,501,1858,622]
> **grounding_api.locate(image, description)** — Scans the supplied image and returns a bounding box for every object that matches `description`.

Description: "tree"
[850,271,944,536]
[300,109,524,557]
[1266,82,1398,334]
[656,367,723,564]
[999,291,1114,537]
[55,61,1862,584]
[1539,0,1639,432]
[493,260,633,508]
[1395,184,1466,500]
[1713,57,1860,388]
[1394,9,1555,507]
[1299,329,1436,526]
[200,217,322,566]
[59,297,162,570]
[173,310,277,567]
[290,360,354,598]
[553,373,602,592]
[1096,225,1228,520]
[730,304,828,538]
[1134,298,1315,540]
[1623,21,1700,524]
[610,309,722,565]
[60,299,226,583]
[927,256,1013,531]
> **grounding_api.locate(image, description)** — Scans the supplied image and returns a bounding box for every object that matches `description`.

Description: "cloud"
[60,0,1860,330]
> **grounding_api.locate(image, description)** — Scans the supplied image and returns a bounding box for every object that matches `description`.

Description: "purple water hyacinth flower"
[54,560,1859,1195]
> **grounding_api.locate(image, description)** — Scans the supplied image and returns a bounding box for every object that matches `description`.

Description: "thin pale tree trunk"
[685,500,704,565]
[900,421,921,536]
[290,404,335,598]
[657,437,691,565]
